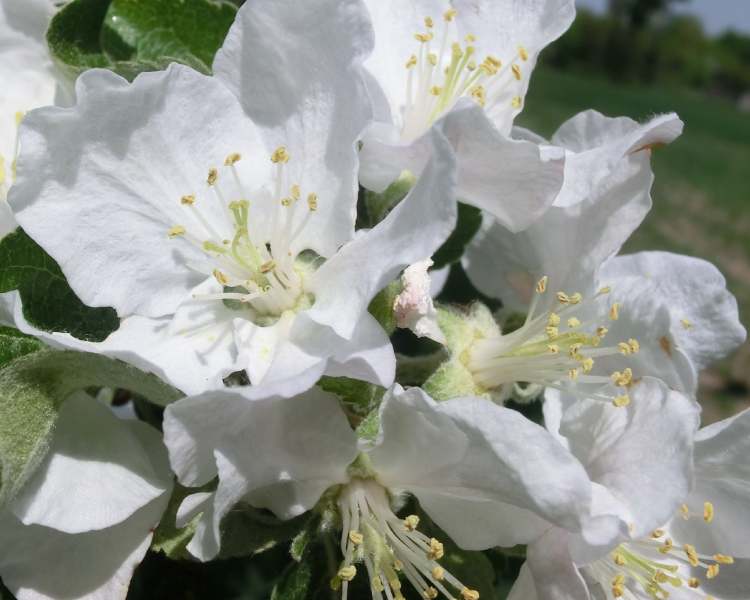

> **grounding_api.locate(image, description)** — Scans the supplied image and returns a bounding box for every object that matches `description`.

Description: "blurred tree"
[609,0,688,30]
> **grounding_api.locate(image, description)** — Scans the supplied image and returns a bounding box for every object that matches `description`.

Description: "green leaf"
[0,349,182,509]
[101,0,237,73]
[0,327,44,368]
[0,230,119,342]
[271,536,335,600]
[431,202,482,270]
[317,376,385,419]
[359,173,416,228]
[151,481,212,560]
[367,280,401,336]
[46,0,113,74]
[219,504,312,560]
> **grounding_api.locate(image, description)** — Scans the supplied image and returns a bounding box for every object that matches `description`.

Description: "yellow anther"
[372,577,385,592]
[512,64,522,80]
[465,33,477,43]
[461,589,480,600]
[688,577,700,588]
[714,554,734,564]
[167,225,186,238]
[536,276,548,294]
[415,32,434,43]
[628,339,640,353]
[338,565,357,581]
[470,85,486,106]
[431,566,445,581]
[430,85,442,96]
[393,559,403,571]
[290,184,301,200]
[653,570,669,583]
[547,344,560,354]
[389,577,402,590]
[180,194,196,205]
[610,303,621,320]
[224,152,241,166]
[406,54,418,69]
[424,588,438,599]
[428,52,438,66]
[569,343,583,358]
[451,42,463,59]
[557,291,570,304]
[213,269,229,286]
[404,515,420,531]
[569,292,583,304]
[424,16,434,28]
[545,326,559,339]
[260,260,276,273]
[612,574,625,598]
[427,538,444,560]
[567,317,581,328]
[467,60,477,71]
[681,503,690,519]
[511,96,523,109]
[619,342,633,355]
[684,544,699,567]
[569,368,579,380]
[348,530,364,545]
[581,357,594,373]
[207,168,218,185]
[479,56,501,75]
[613,395,630,408]
[281,197,293,207]
[651,529,665,538]
[704,501,715,523]
[271,146,290,164]
[307,193,318,211]
[611,368,633,387]
[681,318,693,330]
[599,286,612,295]
[548,313,561,326]
[659,538,673,554]
[707,564,720,579]
[518,46,529,61]
[443,8,457,21]
[596,326,609,338]
[613,553,626,566]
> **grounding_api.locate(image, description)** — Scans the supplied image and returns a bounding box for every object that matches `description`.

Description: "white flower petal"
[11,64,269,318]
[507,563,539,600]
[370,387,592,548]
[559,377,699,540]
[213,0,374,256]
[525,528,591,600]
[601,251,746,374]
[175,492,213,530]
[9,392,171,533]
[394,258,446,344]
[233,311,297,385]
[0,494,167,600]
[307,128,456,339]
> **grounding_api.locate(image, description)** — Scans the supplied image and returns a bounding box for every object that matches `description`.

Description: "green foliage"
[0,230,119,342]
[0,327,44,368]
[0,350,182,509]
[367,280,401,336]
[432,203,482,270]
[318,376,385,419]
[271,535,335,600]
[152,482,210,560]
[47,0,237,79]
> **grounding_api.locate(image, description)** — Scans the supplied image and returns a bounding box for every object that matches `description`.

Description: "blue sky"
[576,0,750,36]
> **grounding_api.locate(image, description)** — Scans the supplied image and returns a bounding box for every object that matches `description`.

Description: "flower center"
[335,478,480,600]
[399,8,528,141]
[466,276,639,407]
[167,147,318,324]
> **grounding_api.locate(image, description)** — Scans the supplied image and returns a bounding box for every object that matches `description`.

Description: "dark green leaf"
[318,376,385,418]
[367,280,401,336]
[431,202,482,270]
[271,535,336,600]
[46,0,114,73]
[0,349,182,508]
[101,0,237,73]
[0,230,119,342]
[0,327,44,368]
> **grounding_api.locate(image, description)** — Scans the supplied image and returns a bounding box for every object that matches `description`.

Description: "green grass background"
[518,67,750,422]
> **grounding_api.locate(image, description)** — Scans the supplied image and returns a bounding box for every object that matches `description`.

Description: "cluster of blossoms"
[0,1,748,599]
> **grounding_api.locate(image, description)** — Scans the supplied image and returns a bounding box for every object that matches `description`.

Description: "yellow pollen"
[290,184,301,200]
[556,291,570,304]
[681,318,693,329]
[688,577,700,588]
[271,146,290,163]
[581,357,595,373]
[415,31,434,43]
[651,529,665,538]
[613,394,630,408]
[427,538,444,560]
[707,564,720,579]
[167,225,186,238]
[404,515,420,531]
[180,194,195,205]
[569,368,579,380]
[684,544,699,567]
[430,85,442,96]
[423,588,438,599]
[704,501,714,523]
[393,559,403,571]
[611,368,633,387]
[610,303,621,320]
[628,339,640,353]
[348,530,363,545]
[619,342,633,355]
[406,54,418,69]
[307,193,318,211]
[465,34,477,43]
[546,326,559,339]
[443,8,457,21]
[224,152,241,166]
[536,275,549,294]
[659,538,673,554]
[569,292,583,304]
[599,286,612,295]
[280,197,292,207]
[428,52,438,66]
[512,64,522,80]
[389,577,402,590]
[548,313,561,326]
[569,343,583,358]
[567,317,581,328]
[480,56,501,75]
[613,553,626,566]
[596,326,609,338]
[519,46,529,61]
[207,168,218,185]
[681,503,690,519]
[372,577,385,592]
[424,16,434,28]
[547,344,560,354]
[431,566,445,580]
[213,269,229,286]
[714,554,734,564]
[612,574,625,598]
[338,565,357,581]
[470,85,486,106]
[461,589,480,600]
[511,96,523,109]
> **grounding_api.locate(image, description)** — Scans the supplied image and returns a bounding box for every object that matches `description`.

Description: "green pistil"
[506,332,592,358]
